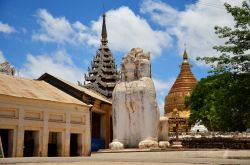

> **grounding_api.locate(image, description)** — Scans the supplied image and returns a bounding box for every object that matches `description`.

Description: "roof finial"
[101,9,108,46]
[182,43,189,64]
[183,43,188,61]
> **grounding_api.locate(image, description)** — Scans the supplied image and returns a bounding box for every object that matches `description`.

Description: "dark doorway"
[23,130,39,157]
[0,129,13,157]
[91,112,106,152]
[92,112,101,138]
[48,132,62,157]
[70,133,82,156]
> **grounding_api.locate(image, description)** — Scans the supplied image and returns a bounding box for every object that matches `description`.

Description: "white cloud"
[158,99,165,116]
[32,9,100,47]
[141,0,246,64]
[91,6,171,57]
[0,50,6,63]
[54,50,73,65]
[0,22,16,34]
[33,9,74,43]
[33,7,170,58]
[73,21,87,31]
[19,50,85,83]
[140,0,179,27]
[153,77,175,115]
[153,77,174,96]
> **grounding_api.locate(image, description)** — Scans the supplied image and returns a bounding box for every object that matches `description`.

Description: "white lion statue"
[109,48,160,149]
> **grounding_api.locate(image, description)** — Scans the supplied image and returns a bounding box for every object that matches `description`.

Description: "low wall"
[169,132,250,149]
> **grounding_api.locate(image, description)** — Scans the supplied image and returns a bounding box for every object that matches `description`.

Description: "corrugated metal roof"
[73,85,112,104]
[0,73,87,106]
[49,75,112,104]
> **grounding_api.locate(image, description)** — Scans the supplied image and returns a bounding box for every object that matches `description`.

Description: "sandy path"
[9,162,204,165]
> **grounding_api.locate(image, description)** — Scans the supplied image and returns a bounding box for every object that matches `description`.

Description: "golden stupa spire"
[183,43,188,63]
[164,42,198,128]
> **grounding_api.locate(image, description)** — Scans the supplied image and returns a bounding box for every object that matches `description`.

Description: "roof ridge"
[0,72,42,82]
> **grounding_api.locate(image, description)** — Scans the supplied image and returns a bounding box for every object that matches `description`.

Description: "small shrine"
[84,13,119,98]
[0,61,15,76]
[164,49,197,132]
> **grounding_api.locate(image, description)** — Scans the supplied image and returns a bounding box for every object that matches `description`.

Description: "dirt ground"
[1,150,250,165]
[9,162,204,165]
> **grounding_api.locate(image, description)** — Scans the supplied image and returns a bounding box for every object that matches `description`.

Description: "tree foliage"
[188,2,250,131]
[197,1,250,74]
[188,73,250,131]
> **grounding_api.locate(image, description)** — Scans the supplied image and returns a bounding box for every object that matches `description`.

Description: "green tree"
[188,2,250,131]
[188,73,250,131]
[197,1,250,74]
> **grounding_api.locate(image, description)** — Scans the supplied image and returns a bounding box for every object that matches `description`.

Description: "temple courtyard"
[1,149,250,165]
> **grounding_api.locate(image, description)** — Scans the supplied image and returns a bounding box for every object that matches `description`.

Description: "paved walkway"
[1,149,250,165]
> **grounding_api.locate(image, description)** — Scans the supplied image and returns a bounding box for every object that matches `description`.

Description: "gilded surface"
[164,49,197,132]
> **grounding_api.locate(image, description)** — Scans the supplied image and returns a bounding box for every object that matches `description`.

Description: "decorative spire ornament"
[101,13,108,46]
[83,13,119,98]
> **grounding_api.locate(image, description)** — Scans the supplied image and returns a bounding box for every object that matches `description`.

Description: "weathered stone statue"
[110,48,160,150]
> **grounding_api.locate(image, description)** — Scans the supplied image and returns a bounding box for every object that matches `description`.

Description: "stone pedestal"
[171,141,183,148]
[159,116,169,141]
[159,141,170,149]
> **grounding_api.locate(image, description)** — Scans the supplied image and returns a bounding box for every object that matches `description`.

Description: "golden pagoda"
[164,49,197,132]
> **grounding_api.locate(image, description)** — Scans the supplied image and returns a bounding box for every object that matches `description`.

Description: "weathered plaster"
[0,95,91,157]
[110,48,160,149]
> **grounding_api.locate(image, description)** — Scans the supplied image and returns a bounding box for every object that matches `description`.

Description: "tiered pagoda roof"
[83,13,119,98]
[164,49,197,119]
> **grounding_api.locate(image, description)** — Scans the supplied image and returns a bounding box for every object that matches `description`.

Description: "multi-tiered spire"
[84,13,119,98]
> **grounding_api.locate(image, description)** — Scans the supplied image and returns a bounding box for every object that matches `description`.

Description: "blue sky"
[0,0,244,114]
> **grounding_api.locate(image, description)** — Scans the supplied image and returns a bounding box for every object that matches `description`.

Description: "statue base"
[171,141,183,148]
[159,141,170,149]
[138,139,158,149]
[109,140,124,150]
